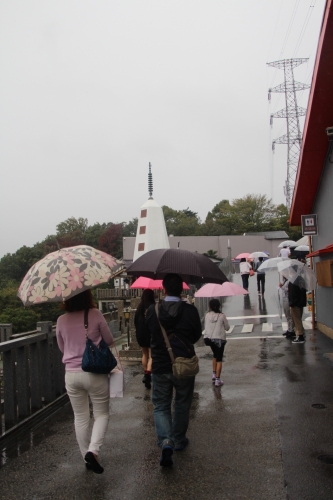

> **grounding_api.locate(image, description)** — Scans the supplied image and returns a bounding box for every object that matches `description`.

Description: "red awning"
[307,243,333,258]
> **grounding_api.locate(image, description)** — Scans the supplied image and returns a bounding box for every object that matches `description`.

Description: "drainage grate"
[318,454,333,464]
[312,403,327,409]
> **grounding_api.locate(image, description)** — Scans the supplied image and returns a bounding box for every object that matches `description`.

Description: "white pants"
[65,372,109,458]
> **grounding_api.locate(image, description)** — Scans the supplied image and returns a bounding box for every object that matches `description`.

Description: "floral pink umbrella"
[194,282,248,297]
[17,245,119,306]
[130,276,189,290]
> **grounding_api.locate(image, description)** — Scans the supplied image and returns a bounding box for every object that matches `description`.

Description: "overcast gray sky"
[0,0,326,258]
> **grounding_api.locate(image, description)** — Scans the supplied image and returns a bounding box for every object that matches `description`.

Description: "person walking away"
[288,279,307,344]
[56,290,114,474]
[203,299,229,387]
[134,288,155,389]
[145,273,202,467]
[255,257,266,296]
[279,246,290,259]
[240,257,252,291]
[279,277,295,338]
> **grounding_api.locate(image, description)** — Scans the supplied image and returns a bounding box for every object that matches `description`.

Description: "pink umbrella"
[236,252,252,259]
[194,282,248,297]
[130,276,189,290]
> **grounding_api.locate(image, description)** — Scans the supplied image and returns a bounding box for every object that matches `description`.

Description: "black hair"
[136,288,155,317]
[259,257,264,262]
[62,290,96,312]
[240,257,246,262]
[209,299,221,313]
[162,273,183,297]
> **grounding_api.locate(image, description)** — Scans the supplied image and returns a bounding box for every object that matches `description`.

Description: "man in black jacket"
[288,280,307,344]
[146,273,202,467]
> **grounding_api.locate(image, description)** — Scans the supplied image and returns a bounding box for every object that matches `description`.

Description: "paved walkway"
[1,327,333,499]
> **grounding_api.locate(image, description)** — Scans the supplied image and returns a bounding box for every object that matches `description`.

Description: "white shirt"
[240,261,252,274]
[279,248,290,259]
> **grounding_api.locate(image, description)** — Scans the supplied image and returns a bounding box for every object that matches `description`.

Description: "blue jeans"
[152,373,195,448]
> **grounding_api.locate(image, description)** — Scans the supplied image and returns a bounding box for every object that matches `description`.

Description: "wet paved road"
[1,273,333,499]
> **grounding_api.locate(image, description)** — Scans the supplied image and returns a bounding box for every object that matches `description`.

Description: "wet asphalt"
[1,272,333,499]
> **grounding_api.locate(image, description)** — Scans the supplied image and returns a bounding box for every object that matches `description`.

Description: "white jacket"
[204,312,230,341]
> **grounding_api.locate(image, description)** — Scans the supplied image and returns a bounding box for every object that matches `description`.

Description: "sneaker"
[292,335,305,344]
[285,331,296,338]
[174,438,189,452]
[160,440,173,467]
[215,378,223,387]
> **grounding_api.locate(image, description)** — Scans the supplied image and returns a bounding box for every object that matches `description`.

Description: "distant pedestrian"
[134,289,155,389]
[279,277,295,338]
[240,257,252,291]
[146,273,202,467]
[203,299,230,387]
[56,290,113,474]
[288,279,307,344]
[279,246,290,259]
[255,257,265,296]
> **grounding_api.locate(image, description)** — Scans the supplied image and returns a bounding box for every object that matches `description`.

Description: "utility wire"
[280,0,301,56]
[293,1,317,57]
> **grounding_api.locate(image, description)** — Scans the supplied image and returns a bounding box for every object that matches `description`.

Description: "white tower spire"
[132,163,170,262]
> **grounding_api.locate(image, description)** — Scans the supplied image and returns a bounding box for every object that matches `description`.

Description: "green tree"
[122,218,138,237]
[85,222,109,248]
[162,206,202,236]
[56,217,88,247]
[205,200,234,235]
[98,223,123,258]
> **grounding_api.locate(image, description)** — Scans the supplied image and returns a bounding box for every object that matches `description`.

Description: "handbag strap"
[84,309,89,341]
[155,303,175,364]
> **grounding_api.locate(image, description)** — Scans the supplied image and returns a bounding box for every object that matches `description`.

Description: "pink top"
[56,308,114,372]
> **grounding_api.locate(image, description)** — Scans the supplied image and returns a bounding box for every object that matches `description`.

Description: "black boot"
[145,373,151,389]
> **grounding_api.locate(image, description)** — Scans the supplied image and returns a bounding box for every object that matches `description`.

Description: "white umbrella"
[250,252,268,258]
[257,257,284,271]
[278,240,297,248]
[295,236,308,246]
[294,245,309,252]
[277,259,317,290]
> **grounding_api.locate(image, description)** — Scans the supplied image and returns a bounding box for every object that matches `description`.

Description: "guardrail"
[96,288,143,299]
[0,321,66,438]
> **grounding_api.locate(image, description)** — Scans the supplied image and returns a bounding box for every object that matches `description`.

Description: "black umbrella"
[127,249,228,285]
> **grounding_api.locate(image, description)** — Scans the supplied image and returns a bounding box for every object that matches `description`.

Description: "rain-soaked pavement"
[1,272,333,499]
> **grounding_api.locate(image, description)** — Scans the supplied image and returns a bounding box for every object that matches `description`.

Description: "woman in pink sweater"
[56,290,114,474]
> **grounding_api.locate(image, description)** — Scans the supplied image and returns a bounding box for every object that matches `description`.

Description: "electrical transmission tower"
[267,58,310,209]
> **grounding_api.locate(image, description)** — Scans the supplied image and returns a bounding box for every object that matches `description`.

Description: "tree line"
[0,194,301,333]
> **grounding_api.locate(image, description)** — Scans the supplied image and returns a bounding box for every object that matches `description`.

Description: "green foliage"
[85,222,109,248]
[122,218,138,237]
[162,206,202,236]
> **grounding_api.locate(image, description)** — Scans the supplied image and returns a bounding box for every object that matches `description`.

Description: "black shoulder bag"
[82,309,117,374]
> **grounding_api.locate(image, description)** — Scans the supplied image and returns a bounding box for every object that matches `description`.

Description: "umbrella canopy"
[278,240,297,248]
[277,259,317,290]
[130,276,189,290]
[294,245,309,252]
[195,282,248,297]
[236,252,252,259]
[295,235,308,246]
[18,245,118,306]
[127,249,228,285]
[250,252,268,258]
[257,257,284,272]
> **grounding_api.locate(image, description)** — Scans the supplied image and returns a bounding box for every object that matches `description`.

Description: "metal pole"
[308,236,315,330]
